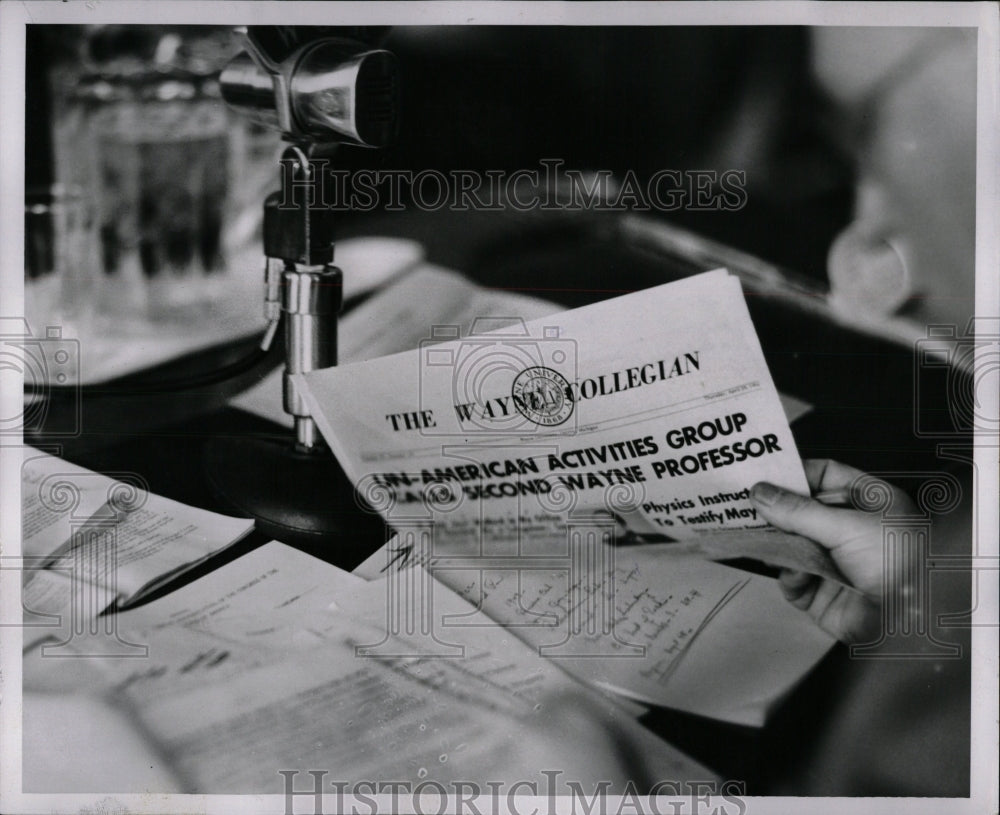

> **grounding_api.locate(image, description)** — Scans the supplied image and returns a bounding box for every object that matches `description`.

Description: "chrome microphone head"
[220,33,399,148]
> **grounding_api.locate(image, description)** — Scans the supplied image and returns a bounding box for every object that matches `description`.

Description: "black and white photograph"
[1,2,997,814]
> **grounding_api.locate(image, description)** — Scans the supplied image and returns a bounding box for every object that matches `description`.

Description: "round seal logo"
[511,366,574,427]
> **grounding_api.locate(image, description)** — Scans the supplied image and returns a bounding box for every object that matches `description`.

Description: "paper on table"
[20,448,254,628]
[299,269,808,549]
[115,541,364,650]
[353,535,834,726]
[115,541,648,716]
[231,264,560,428]
[21,542,343,655]
[334,236,426,298]
[22,538,709,792]
[629,568,835,726]
[21,448,117,557]
[32,583,711,792]
[18,568,121,653]
[25,619,464,793]
[22,692,184,793]
[135,631,698,793]
[339,264,562,364]
[336,563,653,718]
[21,542,366,681]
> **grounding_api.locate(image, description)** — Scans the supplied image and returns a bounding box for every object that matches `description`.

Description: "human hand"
[750,459,918,644]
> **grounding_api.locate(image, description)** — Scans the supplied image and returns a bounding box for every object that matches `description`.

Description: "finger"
[750,481,874,553]
[807,580,881,644]
[778,568,814,595]
[779,569,820,609]
[805,578,848,625]
[803,458,868,496]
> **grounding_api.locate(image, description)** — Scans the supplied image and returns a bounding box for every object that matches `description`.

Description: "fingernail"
[751,482,781,506]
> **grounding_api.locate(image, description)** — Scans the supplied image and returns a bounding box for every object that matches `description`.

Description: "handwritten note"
[355,535,833,725]
[431,553,748,694]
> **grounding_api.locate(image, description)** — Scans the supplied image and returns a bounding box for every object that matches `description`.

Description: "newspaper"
[298,269,809,549]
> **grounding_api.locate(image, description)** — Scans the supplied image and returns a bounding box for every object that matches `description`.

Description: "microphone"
[220,27,399,148]
[206,26,401,547]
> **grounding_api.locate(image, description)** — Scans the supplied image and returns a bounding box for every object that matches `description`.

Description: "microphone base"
[205,434,383,566]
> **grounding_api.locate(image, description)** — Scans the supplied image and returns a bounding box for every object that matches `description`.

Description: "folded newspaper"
[299,269,814,547]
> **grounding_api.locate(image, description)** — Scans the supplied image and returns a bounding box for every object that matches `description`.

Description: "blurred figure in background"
[816,27,977,330]
[757,27,977,796]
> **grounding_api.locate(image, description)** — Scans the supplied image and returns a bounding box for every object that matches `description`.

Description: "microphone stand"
[205,27,396,557]
[205,144,379,553]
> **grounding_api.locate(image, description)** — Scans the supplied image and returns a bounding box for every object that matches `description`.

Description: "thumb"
[749,482,868,545]
[750,481,885,596]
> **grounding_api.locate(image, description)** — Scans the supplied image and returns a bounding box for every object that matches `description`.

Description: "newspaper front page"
[300,269,809,550]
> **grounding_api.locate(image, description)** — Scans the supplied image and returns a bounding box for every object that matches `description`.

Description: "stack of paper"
[23,542,712,793]
[19,447,255,648]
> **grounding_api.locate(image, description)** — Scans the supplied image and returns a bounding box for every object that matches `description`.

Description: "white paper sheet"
[23,545,712,792]
[353,535,833,726]
[132,631,692,794]
[21,448,117,557]
[22,692,184,793]
[20,448,254,635]
[115,541,364,650]
[117,542,649,717]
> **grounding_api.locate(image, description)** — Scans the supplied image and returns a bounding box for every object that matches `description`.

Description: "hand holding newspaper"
[297,269,838,725]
